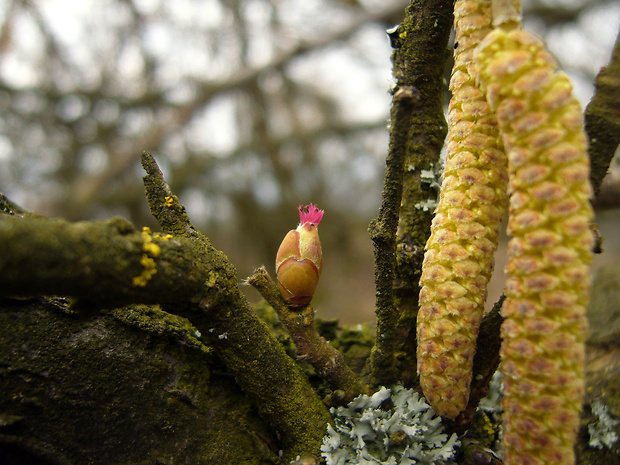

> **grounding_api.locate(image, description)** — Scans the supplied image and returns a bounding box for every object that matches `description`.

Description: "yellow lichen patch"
[417,0,507,420]
[143,241,161,257]
[206,270,217,288]
[164,196,174,207]
[133,254,157,287]
[132,226,160,287]
[475,28,593,465]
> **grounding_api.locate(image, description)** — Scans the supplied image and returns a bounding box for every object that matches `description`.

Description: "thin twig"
[141,151,197,238]
[368,86,420,386]
[585,29,620,195]
[248,267,367,404]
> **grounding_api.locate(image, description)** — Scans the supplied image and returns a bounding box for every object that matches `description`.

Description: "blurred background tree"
[1,0,618,324]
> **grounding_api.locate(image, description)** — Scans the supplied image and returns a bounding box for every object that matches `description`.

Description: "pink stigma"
[298,204,324,226]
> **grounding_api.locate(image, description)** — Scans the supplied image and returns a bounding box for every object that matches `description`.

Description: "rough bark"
[369,0,455,388]
[585,29,620,196]
[0,298,281,465]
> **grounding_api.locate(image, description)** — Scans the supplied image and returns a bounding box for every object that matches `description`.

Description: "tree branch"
[368,0,455,387]
[138,154,334,462]
[585,28,620,195]
[368,86,421,386]
[0,155,333,461]
[141,151,198,237]
[248,267,367,404]
[0,214,212,308]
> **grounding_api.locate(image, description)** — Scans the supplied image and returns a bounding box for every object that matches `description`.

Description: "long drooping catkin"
[475,28,594,465]
[417,0,508,419]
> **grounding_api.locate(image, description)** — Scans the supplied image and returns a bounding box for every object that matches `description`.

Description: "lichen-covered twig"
[249,266,366,403]
[369,85,421,386]
[417,0,508,420]
[139,154,332,461]
[0,215,206,307]
[0,154,333,462]
[475,26,594,465]
[384,0,455,387]
[141,151,198,238]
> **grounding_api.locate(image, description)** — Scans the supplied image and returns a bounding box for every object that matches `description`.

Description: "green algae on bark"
[368,0,455,388]
[0,215,223,308]
[369,85,424,387]
[0,153,333,461]
[0,297,280,465]
[141,152,333,462]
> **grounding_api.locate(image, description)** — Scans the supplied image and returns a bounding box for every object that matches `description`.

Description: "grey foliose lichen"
[321,385,460,465]
[477,371,503,414]
[588,400,619,450]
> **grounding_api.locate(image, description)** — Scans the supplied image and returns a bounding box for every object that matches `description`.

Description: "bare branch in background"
[586,29,620,195]
[60,1,410,219]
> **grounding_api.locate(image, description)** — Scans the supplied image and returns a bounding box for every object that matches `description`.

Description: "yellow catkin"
[475,29,594,465]
[417,0,508,419]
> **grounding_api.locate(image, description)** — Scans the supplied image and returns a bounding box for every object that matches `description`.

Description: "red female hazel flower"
[275,204,324,307]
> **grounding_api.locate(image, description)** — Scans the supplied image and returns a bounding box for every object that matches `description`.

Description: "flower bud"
[275,204,324,307]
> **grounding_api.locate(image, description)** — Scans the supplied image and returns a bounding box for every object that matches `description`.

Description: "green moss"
[392,0,452,312]
[0,298,280,464]
[331,323,375,380]
[382,0,454,386]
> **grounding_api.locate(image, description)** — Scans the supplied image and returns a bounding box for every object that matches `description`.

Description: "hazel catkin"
[417,0,508,419]
[475,28,594,465]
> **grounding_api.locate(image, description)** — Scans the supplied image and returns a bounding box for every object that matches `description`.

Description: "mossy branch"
[0,215,215,308]
[249,266,367,404]
[585,29,620,195]
[369,0,455,387]
[368,86,420,386]
[0,155,333,462]
[138,154,333,462]
[141,151,198,238]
